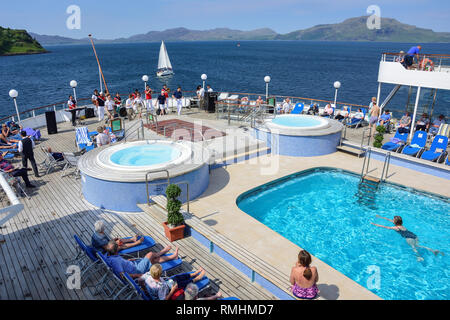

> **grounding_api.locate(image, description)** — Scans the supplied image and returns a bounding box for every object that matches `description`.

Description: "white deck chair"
[61,152,80,178]
[217,92,229,101]
[39,146,66,175]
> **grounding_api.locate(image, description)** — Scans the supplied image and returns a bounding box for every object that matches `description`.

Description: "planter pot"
[163,222,186,242]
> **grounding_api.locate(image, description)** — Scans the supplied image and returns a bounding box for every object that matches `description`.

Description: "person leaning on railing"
[402,45,422,69]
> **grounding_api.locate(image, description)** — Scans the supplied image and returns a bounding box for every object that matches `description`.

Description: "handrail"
[361,147,372,180]
[380,152,391,182]
[145,169,170,206]
[0,173,25,227]
[124,119,144,141]
[382,52,450,58]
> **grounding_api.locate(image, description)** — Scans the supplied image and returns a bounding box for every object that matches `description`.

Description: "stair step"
[337,145,365,157]
[362,175,380,183]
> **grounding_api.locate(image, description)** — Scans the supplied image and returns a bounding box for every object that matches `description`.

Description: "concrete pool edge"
[187,153,450,300]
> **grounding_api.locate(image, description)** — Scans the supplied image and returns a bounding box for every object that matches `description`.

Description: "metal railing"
[145,169,170,206]
[0,173,25,228]
[361,147,373,180]
[381,52,450,72]
[380,152,392,182]
[124,119,145,141]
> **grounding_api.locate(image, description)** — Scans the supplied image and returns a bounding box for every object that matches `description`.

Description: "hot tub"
[253,114,343,157]
[79,140,210,212]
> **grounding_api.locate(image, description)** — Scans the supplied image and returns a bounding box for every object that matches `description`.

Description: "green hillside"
[275,17,450,42]
[0,27,48,56]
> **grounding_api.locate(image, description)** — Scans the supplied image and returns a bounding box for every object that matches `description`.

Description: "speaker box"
[45,111,57,135]
[205,92,218,113]
[85,108,95,118]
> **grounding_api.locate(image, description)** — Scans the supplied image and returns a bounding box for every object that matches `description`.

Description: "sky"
[1,0,450,39]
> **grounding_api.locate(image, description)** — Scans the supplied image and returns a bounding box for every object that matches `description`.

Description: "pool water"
[237,168,450,300]
[271,116,323,128]
[110,144,181,166]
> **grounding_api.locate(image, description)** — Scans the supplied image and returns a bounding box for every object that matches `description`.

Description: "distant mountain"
[0,27,48,56]
[276,16,450,42]
[28,17,450,45]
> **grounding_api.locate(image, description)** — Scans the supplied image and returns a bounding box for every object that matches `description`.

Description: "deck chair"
[446,155,450,166]
[346,109,366,128]
[39,146,66,175]
[168,271,210,292]
[75,127,95,152]
[401,130,428,157]
[118,236,156,257]
[220,297,240,300]
[381,130,408,152]
[72,235,103,286]
[436,123,450,138]
[61,152,81,178]
[420,135,448,162]
[217,92,229,101]
[291,103,304,114]
[123,272,150,300]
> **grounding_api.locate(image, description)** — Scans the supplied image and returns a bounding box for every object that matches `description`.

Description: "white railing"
[0,173,24,227]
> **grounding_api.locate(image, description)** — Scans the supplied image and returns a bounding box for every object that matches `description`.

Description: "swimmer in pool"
[371,215,443,262]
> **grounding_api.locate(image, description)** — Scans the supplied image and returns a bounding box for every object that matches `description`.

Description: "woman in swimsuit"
[371,215,443,262]
[289,250,319,299]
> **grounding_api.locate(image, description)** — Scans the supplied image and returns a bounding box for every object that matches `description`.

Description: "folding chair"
[39,146,66,175]
[61,152,80,178]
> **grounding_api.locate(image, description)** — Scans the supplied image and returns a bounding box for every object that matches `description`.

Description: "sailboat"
[156,41,174,77]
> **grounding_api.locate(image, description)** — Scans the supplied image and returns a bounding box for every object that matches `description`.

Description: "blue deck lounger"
[291,103,304,114]
[402,130,428,157]
[75,127,96,151]
[381,130,408,152]
[420,135,448,162]
[119,236,156,256]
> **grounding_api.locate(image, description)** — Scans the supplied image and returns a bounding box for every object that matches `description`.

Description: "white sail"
[158,41,173,70]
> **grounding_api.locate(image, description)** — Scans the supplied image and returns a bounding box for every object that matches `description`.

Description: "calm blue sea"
[1,41,450,119]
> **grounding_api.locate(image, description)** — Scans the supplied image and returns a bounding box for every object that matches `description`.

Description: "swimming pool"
[237,168,450,300]
[110,144,181,166]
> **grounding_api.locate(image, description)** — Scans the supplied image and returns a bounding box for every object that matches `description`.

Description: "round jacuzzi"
[253,114,343,157]
[79,140,210,212]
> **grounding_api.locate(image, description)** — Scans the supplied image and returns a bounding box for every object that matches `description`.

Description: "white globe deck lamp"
[70,80,78,101]
[264,76,271,100]
[9,89,21,124]
[333,81,341,107]
[142,75,149,92]
[201,74,207,90]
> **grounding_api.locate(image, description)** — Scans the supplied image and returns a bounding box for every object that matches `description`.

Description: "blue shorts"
[133,257,151,274]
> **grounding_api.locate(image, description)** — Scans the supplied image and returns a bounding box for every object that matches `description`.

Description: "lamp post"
[264,76,271,100]
[333,81,341,107]
[201,74,207,90]
[70,80,78,101]
[9,89,20,124]
[142,75,149,92]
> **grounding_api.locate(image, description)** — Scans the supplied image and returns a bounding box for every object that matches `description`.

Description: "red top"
[145,89,152,100]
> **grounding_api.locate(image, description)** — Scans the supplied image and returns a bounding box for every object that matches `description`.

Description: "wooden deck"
[0,118,277,300]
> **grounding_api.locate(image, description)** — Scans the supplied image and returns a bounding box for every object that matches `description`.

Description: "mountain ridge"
[29,16,450,45]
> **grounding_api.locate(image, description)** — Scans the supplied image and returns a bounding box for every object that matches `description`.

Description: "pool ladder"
[357,148,391,207]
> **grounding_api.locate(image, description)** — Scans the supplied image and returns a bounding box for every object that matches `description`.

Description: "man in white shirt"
[125,94,135,121]
[95,126,111,147]
[206,85,213,93]
[282,98,292,114]
[133,93,145,119]
[105,94,116,122]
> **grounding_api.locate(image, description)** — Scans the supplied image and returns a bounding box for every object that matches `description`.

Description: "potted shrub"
[373,125,386,148]
[162,184,186,242]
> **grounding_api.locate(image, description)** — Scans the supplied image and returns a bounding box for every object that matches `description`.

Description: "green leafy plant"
[166,184,184,227]
[373,125,386,148]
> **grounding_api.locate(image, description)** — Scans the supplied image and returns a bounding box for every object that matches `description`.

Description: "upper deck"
[378,53,450,90]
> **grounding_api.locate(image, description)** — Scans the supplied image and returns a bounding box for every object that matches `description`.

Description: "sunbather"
[105,240,179,279]
[91,219,144,252]
[144,264,206,300]
[290,250,319,299]
[371,215,444,261]
[45,147,64,161]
